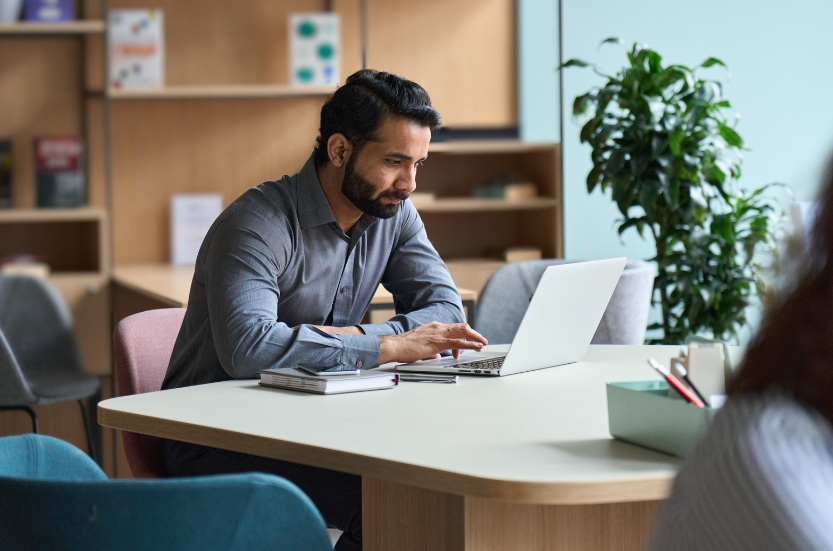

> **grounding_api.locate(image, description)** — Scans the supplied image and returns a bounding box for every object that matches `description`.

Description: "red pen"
[647,358,705,408]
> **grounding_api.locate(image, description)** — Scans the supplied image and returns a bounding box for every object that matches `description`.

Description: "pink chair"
[113,308,186,478]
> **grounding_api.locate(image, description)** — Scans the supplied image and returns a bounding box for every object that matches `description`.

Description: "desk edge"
[98,404,673,505]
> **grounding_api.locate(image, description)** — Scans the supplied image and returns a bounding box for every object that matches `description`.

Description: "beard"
[341,154,408,219]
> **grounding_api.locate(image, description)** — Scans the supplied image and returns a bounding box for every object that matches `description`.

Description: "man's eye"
[388,160,401,166]
[415,160,424,168]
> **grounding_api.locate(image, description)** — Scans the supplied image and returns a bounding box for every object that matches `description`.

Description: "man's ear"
[327,133,353,169]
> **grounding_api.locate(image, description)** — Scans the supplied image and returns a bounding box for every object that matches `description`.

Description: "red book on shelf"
[34,136,85,208]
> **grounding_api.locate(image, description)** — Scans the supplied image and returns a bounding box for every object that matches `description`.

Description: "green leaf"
[560,58,591,69]
[669,128,684,155]
[700,57,727,69]
[719,124,744,148]
[586,165,603,193]
[572,93,592,116]
[647,51,663,73]
[599,37,624,47]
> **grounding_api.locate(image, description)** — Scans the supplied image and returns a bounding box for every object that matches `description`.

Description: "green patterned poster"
[289,13,340,87]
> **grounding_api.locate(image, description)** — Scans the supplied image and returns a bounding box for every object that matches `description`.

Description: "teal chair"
[0,434,333,551]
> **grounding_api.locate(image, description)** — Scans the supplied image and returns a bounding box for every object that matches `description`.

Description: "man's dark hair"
[313,70,442,166]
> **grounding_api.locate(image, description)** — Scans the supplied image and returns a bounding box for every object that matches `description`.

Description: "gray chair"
[0,275,100,464]
[475,260,655,345]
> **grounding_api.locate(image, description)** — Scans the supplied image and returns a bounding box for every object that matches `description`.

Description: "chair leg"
[0,406,39,433]
[78,399,100,466]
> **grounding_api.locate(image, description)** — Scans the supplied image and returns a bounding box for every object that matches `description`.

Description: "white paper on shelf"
[289,12,340,86]
[170,194,222,266]
[108,9,165,90]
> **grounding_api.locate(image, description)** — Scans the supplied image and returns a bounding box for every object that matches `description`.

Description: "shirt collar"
[297,153,338,230]
[296,153,381,235]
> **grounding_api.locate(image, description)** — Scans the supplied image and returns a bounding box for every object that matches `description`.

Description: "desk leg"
[363,478,661,551]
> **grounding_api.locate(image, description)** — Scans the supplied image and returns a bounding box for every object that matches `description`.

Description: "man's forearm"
[311,325,365,336]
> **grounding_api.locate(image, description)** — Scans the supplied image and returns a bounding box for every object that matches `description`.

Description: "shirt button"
[356,360,363,368]
[341,287,347,294]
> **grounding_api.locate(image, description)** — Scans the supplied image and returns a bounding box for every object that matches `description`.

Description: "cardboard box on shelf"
[407,192,435,208]
[503,247,542,263]
[444,258,506,295]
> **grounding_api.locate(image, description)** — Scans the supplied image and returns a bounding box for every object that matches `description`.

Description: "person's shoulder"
[221,176,299,232]
[692,392,833,479]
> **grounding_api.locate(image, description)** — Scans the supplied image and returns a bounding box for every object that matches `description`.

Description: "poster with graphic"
[289,13,340,87]
[108,9,164,90]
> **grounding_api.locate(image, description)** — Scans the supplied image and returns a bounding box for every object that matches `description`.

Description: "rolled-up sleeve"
[204,216,380,378]
[358,205,465,335]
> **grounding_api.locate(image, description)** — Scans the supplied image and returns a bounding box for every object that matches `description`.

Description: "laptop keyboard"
[442,357,504,371]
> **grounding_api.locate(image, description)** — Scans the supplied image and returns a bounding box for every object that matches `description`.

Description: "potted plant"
[562,39,783,344]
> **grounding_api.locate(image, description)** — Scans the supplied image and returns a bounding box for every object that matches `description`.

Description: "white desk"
[99,345,719,550]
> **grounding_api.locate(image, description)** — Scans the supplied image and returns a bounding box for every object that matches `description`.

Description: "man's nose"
[396,167,417,193]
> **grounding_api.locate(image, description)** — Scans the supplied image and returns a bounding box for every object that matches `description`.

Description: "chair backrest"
[113,308,186,478]
[590,261,655,345]
[0,275,83,377]
[0,434,107,481]
[475,260,655,345]
[0,435,332,551]
[0,327,38,407]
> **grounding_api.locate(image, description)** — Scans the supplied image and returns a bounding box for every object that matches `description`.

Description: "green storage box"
[607,380,719,457]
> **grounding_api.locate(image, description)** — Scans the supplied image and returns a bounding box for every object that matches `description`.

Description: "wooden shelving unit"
[107,84,337,100]
[0,5,113,470]
[2,0,559,476]
[414,141,562,291]
[0,20,105,35]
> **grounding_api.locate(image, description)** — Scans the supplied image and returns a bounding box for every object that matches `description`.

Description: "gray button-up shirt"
[163,154,465,390]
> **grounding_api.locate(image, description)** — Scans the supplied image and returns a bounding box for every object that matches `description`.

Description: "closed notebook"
[259,367,399,395]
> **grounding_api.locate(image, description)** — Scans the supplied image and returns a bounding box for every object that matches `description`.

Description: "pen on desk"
[647,358,705,408]
[673,363,710,407]
[397,373,459,384]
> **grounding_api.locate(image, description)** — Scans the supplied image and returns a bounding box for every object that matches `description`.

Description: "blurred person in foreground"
[651,157,833,550]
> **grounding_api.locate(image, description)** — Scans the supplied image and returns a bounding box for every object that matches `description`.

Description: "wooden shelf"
[0,21,105,35]
[428,140,558,154]
[107,84,337,100]
[412,197,558,213]
[0,207,106,223]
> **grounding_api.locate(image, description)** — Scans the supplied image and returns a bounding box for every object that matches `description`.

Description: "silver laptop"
[396,258,627,377]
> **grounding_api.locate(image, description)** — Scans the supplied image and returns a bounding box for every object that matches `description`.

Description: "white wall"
[518,0,560,142]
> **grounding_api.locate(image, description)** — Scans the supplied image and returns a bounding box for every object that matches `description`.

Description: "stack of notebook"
[259,367,398,395]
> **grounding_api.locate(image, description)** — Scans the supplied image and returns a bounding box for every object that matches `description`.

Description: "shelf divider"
[412,197,558,213]
[0,207,106,223]
[107,84,337,100]
[0,21,106,35]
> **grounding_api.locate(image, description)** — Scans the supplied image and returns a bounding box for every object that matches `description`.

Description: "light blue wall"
[518,0,560,142]
[559,0,833,263]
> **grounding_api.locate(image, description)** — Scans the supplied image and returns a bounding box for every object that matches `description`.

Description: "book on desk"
[259,367,399,395]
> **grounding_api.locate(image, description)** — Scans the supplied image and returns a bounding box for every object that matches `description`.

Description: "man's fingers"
[446,338,484,350]
[444,324,488,345]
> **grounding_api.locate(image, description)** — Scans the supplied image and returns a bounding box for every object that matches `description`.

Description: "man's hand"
[378,322,488,364]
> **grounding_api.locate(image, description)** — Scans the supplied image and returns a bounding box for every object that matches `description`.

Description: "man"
[161,69,488,551]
